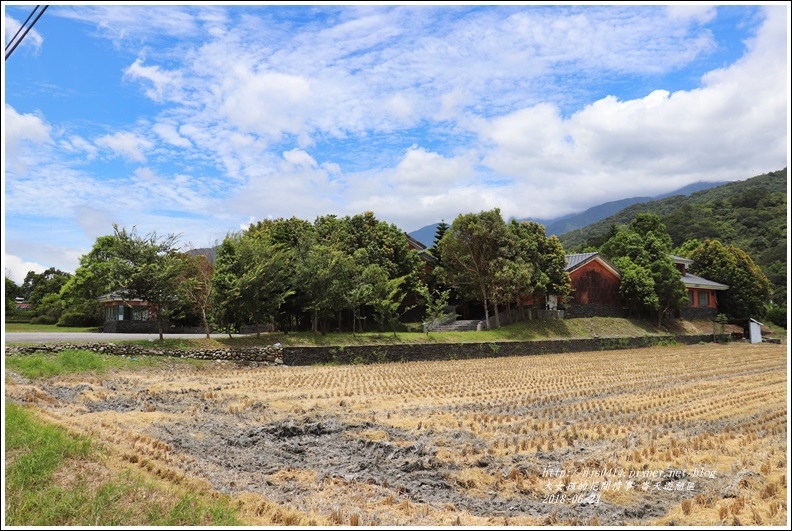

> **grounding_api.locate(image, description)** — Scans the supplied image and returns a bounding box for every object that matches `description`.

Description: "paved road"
[3,332,242,344]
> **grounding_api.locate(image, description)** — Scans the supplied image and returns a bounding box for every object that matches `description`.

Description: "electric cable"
[5,5,39,52]
[5,5,49,61]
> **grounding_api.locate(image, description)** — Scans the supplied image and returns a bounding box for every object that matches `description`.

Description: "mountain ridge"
[408,180,728,247]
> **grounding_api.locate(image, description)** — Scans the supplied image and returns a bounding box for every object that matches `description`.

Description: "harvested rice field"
[4,342,788,526]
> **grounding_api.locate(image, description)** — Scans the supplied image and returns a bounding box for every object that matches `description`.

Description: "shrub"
[58,312,102,328]
[5,309,34,323]
[765,304,786,329]
[30,315,58,325]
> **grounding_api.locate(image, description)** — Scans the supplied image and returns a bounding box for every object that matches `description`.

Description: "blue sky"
[2,2,789,284]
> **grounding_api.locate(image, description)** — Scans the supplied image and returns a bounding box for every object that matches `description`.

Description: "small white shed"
[748,318,764,344]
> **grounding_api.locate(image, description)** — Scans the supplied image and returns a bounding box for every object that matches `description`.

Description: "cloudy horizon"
[3,2,789,284]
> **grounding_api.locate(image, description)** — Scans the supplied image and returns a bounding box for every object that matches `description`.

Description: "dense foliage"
[561,168,787,319]
[600,214,687,325]
[688,240,771,321]
[434,209,571,329]
[212,212,426,335]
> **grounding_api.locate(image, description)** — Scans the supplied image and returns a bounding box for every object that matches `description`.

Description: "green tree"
[247,217,316,332]
[5,276,23,317]
[60,233,135,328]
[417,284,452,334]
[346,260,376,335]
[59,225,181,337]
[509,220,571,304]
[430,220,450,258]
[311,211,423,333]
[369,272,414,337]
[489,254,533,326]
[236,235,295,336]
[600,213,687,325]
[175,252,215,339]
[295,242,356,334]
[673,238,704,259]
[110,225,182,340]
[58,264,109,327]
[35,292,65,323]
[210,234,246,337]
[435,209,510,329]
[689,240,771,320]
[21,267,72,318]
[584,223,620,251]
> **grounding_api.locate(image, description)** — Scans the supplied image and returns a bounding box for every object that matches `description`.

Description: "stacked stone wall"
[6,335,726,366]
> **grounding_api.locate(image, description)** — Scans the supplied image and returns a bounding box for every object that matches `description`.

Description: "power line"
[5,5,49,61]
[5,6,39,52]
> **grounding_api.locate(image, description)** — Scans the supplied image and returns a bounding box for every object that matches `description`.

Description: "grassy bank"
[4,349,210,379]
[4,402,242,526]
[5,322,101,333]
[128,316,725,349]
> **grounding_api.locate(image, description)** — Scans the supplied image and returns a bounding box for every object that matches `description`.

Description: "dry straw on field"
[4,342,787,526]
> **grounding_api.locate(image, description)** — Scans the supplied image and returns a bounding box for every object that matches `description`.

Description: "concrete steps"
[429,319,482,332]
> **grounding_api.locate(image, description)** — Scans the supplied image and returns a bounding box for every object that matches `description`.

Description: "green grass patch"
[4,403,242,526]
[5,349,210,379]
[5,350,112,379]
[5,322,101,333]
[5,402,93,490]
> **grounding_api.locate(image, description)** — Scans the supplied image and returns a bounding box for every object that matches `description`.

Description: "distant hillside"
[558,169,786,249]
[534,181,728,236]
[409,224,443,249]
[558,168,787,307]
[540,196,652,236]
[409,181,727,246]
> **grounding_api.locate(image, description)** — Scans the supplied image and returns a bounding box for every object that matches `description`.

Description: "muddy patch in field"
[144,414,648,524]
[12,378,694,525]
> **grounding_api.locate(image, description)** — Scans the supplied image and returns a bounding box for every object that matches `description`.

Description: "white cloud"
[95,131,152,162]
[470,6,788,218]
[124,57,185,103]
[3,254,48,284]
[152,122,193,148]
[4,13,44,56]
[73,204,118,241]
[218,69,314,138]
[282,149,318,169]
[665,5,717,25]
[3,105,51,144]
[55,4,202,43]
[4,105,53,172]
[390,146,476,189]
[60,135,99,159]
[3,4,787,269]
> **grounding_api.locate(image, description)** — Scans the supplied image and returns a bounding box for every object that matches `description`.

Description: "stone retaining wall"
[5,334,728,366]
[5,342,284,365]
[282,334,723,365]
